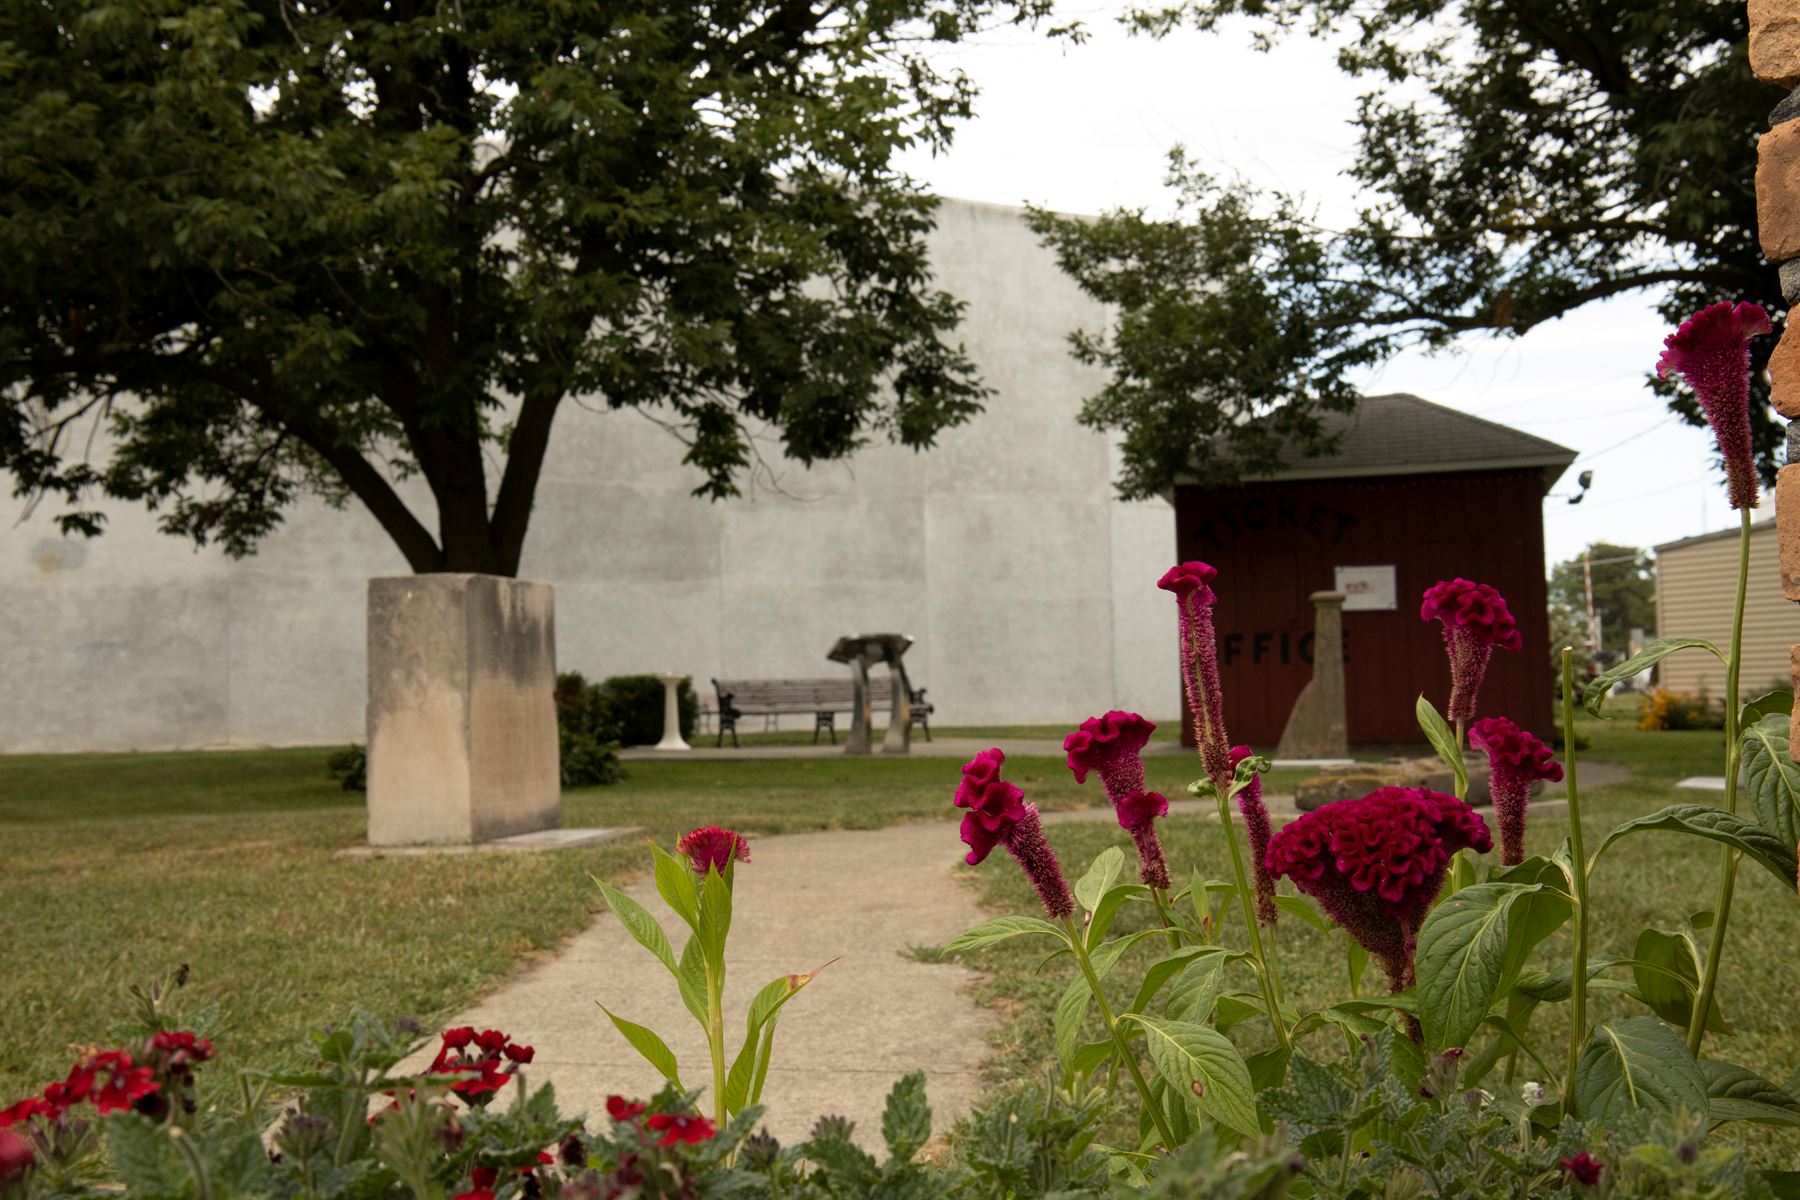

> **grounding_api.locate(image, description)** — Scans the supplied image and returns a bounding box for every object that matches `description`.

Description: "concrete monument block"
[1275,591,1350,760]
[366,574,560,846]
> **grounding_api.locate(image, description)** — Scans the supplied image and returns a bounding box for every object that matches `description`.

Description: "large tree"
[0,0,1039,574]
[1030,0,1775,498]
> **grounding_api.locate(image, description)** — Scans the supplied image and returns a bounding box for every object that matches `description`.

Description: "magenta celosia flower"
[1265,787,1492,995]
[1468,716,1563,866]
[1656,301,1771,511]
[1159,561,1233,787]
[1420,578,1521,725]
[1230,745,1277,926]
[953,749,1075,919]
[1063,712,1171,888]
[676,825,750,876]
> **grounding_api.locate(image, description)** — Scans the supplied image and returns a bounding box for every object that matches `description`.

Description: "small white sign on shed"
[1334,565,1398,612]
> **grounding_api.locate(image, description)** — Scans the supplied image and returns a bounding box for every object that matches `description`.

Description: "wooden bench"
[710,676,934,747]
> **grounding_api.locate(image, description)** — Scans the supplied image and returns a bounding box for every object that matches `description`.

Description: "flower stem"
[1150,886,1182,950]
[1064,917,1178,1152]
[1215,791,1291,1056]
[1687,505,1753,1056]
[706,961,727,1128]
[1560,648,1590,1113]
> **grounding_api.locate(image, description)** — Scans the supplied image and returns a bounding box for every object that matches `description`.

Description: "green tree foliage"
[0,0,1041,573]
[1550,542,1656,660]
[1030,0,1776,499]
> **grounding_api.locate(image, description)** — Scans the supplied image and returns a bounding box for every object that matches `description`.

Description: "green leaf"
[1742,690,1795,729]
[943,915,1066,953]
[1088,881,1150,946]
[1594,804,1798,889]
[1571,1016,1707,1123]
[1164,957,1226,1024]
[724,964,830,1115]
[676,935,708,1025]
[1054,975,1092,1073]
[1584,638,1724,716]
[594,877,678,976]
[1122,1015,1260,1140]
[1415,882,1539,1051]
[1075,846,1125,916]
[104,1113,184,1199]
[651,844,700,929]
[1632,928,1729,1036]
[1128,946,1234,1014]
[1488,857,1574,994]
[1415,695,1467,798]
[599,1005,683,1089]
[1743,712,1800,855]
[1273,895,1328,932]
[697,865,732,977]
[880,1071,932,1160]
[1705,1060,1800,1127]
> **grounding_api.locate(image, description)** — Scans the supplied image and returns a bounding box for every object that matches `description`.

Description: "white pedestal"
[654,673,691,751]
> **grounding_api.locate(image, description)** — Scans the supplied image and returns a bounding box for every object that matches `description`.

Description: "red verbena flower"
[0,1098,51,1130]
[606,1095,646,1122]
[1656,301,1771,511]
[676,825,750,877]
[429,1028,530,1107]
[87,1052,158,1115]
[0,1129,33,1184]
[1560,1151,1604,1187]
[646,1112,716,1146]
[1420,579,1521,724]
[455,1165,499,1200]
[1266,787,1492,995]
[1064,712,1170,889]
[953,750,1074,919]
[1230,745,1278,927]
[1469,716,1563,866]
[1159,561,1234,787]
[441,1027,477,1050]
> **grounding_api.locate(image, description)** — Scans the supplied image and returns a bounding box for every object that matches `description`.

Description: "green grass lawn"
[0,735,1301,1105]
[946,714,1800,1160]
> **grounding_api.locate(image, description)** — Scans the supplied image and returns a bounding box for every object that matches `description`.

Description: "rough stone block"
[1782,467,1800,602]
[1754,0,1800,89]
[1762,121,1800,261]
[1293,756,1500,811]
[366,574,560,846]
[1774,324,1800,420]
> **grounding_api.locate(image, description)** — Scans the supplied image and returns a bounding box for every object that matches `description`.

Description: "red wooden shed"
[1175,394,1576,747]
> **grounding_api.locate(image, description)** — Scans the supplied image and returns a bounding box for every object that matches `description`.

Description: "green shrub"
[325,745,366,792]
[1636,686,1721,731]
[558,726,624,788]
[596,673,698,747]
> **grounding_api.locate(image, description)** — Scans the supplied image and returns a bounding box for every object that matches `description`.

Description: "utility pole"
[1582,550,1603,662]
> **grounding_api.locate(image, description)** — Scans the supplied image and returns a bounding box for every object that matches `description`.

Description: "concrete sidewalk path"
[401,819,995,1149]
[407,762,1627,1148]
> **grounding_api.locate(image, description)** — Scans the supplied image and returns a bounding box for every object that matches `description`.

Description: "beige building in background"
[1654,521,1793,699]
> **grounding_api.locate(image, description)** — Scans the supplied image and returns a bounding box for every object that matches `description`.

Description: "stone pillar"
[1275,591,1350,760]
[1752,1,1800,761]
[366,574,560,846]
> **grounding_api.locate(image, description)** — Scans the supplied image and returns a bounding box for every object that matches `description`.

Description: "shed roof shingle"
[1258,393,1577,485]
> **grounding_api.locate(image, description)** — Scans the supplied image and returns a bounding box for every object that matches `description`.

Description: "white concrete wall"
[0,199,1179,753]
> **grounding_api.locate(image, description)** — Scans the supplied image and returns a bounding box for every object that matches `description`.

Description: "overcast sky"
[891,8,1751,567]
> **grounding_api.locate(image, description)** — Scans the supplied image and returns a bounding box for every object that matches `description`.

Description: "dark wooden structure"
[1175,395,1575,747]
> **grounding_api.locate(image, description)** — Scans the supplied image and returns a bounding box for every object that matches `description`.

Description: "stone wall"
[0,199,1179,753]
[1752,0,1800,758]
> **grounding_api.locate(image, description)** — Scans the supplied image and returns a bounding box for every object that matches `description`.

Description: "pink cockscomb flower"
[676,825,750,877]
[1230,745,1277,927]
[1265,787,1492,999]
[954,749,1075,919]
[1469,716,1563,866]
[1064,712,1171,889]
[1656,301,1771,511]
[1158,561,1233,786]
[1420,578,1521,725]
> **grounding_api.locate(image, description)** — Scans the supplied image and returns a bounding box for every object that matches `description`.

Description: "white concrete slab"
[335,826,641,858]
[1676,776,1729,791]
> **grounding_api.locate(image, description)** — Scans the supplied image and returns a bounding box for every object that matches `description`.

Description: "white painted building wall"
[0,199,1179,753]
